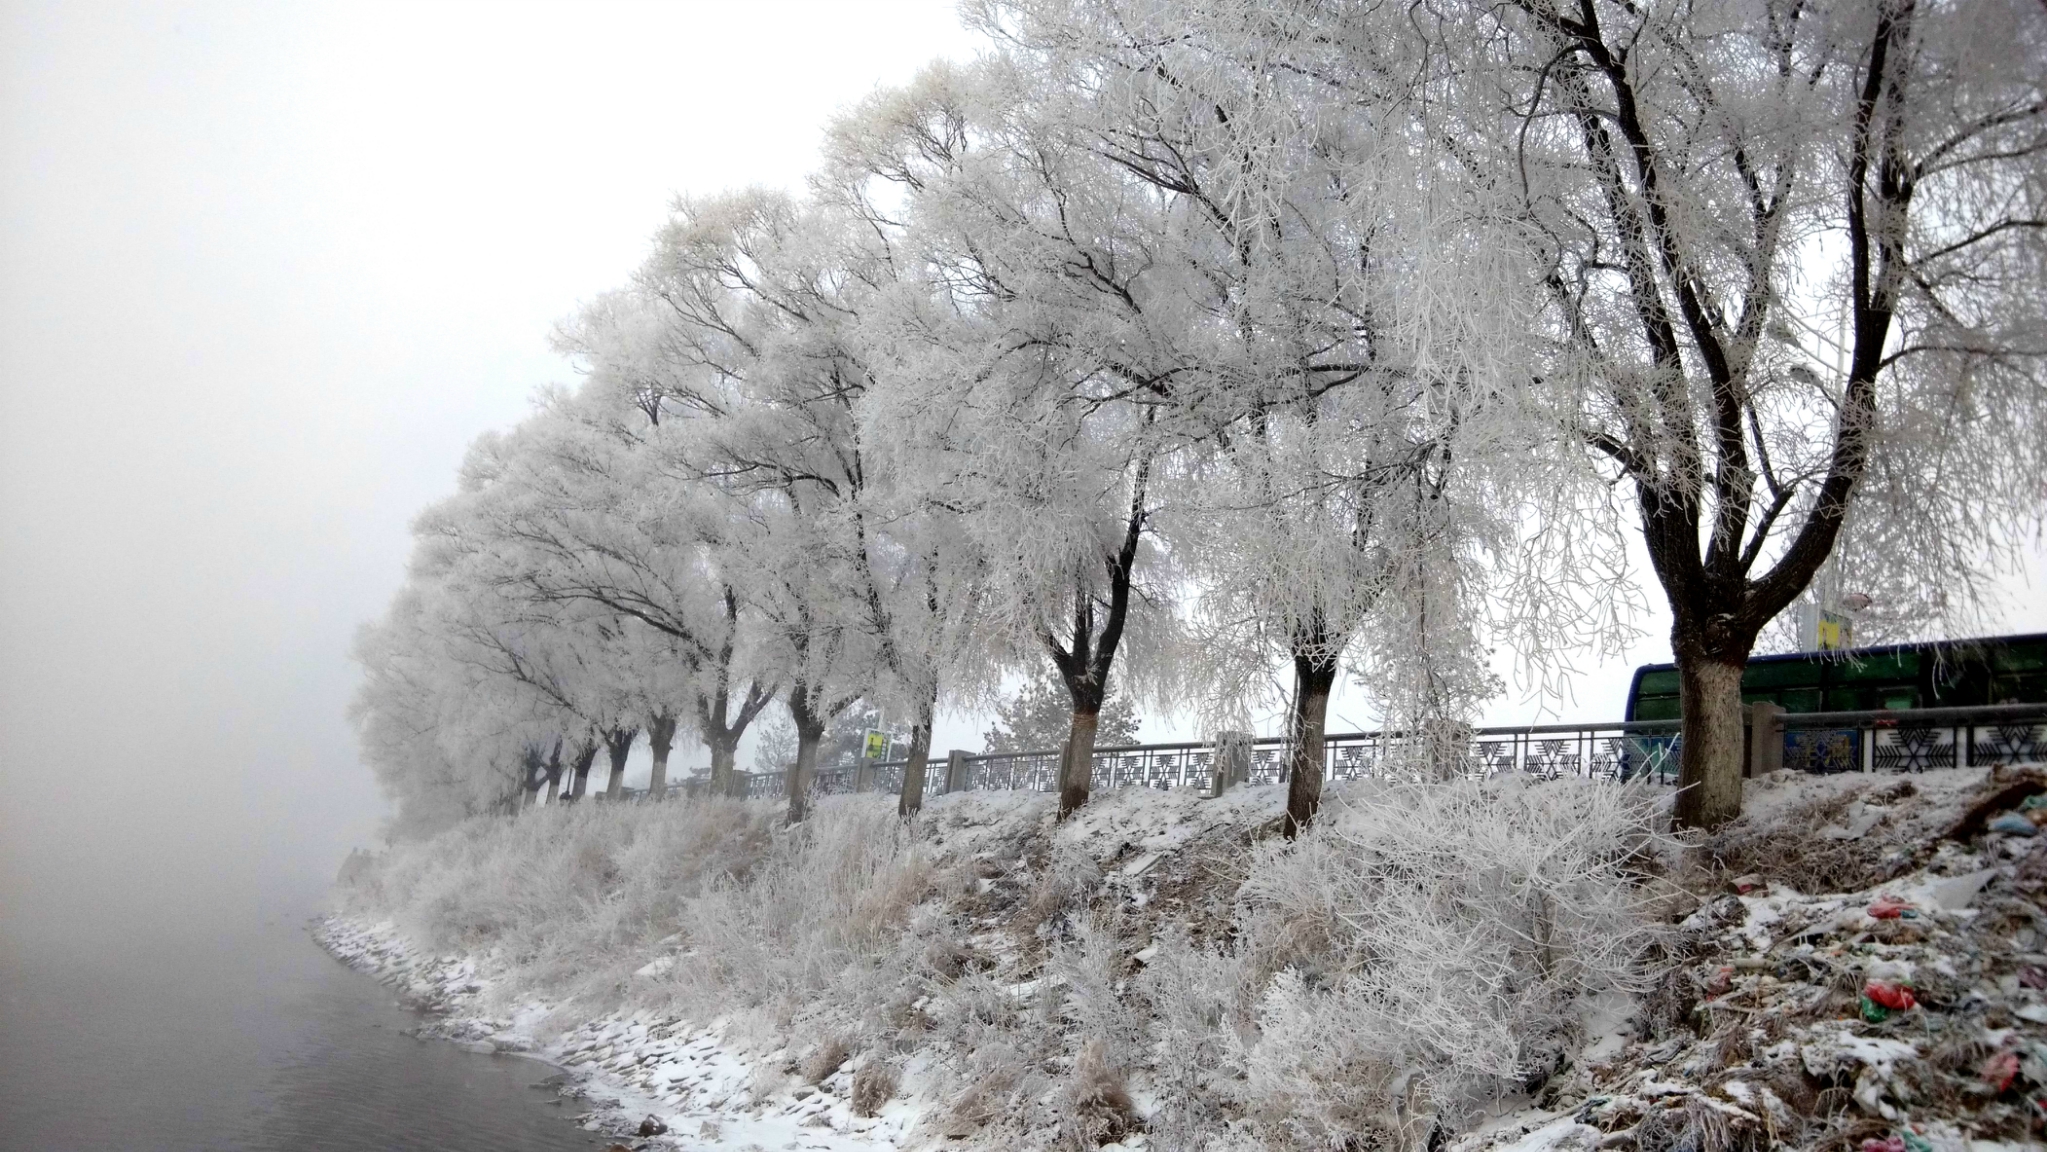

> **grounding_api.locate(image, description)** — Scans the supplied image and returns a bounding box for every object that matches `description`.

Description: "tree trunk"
[568,738,599,801]
[1044,459,1151,820]
[708,739,740,800]
[1283,653,1340,839]
[695,673,776,802]
[1058,709,1100,818]
[602,726,638,801]
[1672,657,1747,830]
[543,738,565,805]
[787,688,828,826]
[520,743,548,811]
[646,713,676,799]
[898,694,935,818]
[788,729,822,825]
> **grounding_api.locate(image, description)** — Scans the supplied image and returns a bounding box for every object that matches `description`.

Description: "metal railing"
[1774,702,2047,774]
[734,718,1697,799]
[692,703,2046,803]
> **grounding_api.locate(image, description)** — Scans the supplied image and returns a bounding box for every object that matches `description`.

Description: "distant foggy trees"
[353,0,2046,836]
[982,669,1141,755]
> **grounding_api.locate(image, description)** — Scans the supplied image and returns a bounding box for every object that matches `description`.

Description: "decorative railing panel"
[727,704,2044,803]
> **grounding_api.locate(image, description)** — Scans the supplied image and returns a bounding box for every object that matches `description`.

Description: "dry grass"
[849,1059,897,1117]
[940,1048,1029,1139]
[338,778,1668,1150]
[1063,1037,1140,1149]
[800,1034,851,1084]
[1633,1095,1769,1152]
[1703,784,1893,894]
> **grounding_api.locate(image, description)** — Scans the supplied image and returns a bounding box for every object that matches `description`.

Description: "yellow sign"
[1816,611,1854,651]
[863,731,888,759]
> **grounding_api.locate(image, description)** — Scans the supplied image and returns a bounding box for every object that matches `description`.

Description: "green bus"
[1625,632,2047,774]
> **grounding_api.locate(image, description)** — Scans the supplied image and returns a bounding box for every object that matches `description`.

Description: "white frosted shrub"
[337,780,1663,1149]
[662,796,929,1017]
[1152,777,1665,1149]
[1138,927,1257,1149]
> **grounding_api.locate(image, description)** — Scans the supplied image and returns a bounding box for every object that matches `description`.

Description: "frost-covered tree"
[827,60,1186,818]
[970,0,1561,832]
[585,182,998,819]
[448,402,778,800]
[822,702,914,768]
[351,556,595,833]
[982,666,1140,753]
[1411,0,2047,827]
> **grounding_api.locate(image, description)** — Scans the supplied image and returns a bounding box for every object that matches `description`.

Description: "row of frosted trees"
[353,0,2047,839]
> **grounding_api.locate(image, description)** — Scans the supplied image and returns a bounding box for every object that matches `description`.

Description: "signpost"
[1796,602,1857,652]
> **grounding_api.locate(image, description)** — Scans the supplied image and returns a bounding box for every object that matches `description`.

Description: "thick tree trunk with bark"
[1058,708,1100,818]
[898,693,936,818]
[1673,656,1748,830]
[1524,5,1931,830]
[602,726,638,801]
[1046,465,1151,820]
[708,738,740,799]
[1283,651,1340,839]
[542,738,565,804]
[519,743,548,810]
[645,712,676,799]
[567,737,599,801]
[786,685,830,825]
[696,671,776,802]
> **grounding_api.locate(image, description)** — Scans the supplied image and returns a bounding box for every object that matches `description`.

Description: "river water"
[0,900,606,1152]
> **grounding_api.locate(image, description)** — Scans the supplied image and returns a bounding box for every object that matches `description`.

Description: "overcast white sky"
[2,1,2040,939]
[0,0,983,937]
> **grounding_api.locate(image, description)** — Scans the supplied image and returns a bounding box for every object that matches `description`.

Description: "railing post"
[1745,703,1783,777]
[945,749,969,794]
[854,760,873,794]
[1209,731,1252,796]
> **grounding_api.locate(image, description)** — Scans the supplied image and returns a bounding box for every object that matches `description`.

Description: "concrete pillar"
[1208,731,1253,796]
[854,760,874,794]
[1745,702,1785,777]
[944,749,970,794]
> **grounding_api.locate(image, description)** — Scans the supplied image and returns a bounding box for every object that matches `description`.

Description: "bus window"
[1744,660,1823,690]
[1824,686,1864,712]
[1624,633,2047,731]
[1633,694,1681,722]
[1778,687,1822,714]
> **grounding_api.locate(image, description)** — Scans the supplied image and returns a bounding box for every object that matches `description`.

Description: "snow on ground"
[317,784,1278,1150]
[1450,765,2047,1152]
[320,765,2047,1150]
[318,914,913,1151]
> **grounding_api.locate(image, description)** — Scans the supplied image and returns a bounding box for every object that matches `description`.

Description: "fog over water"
[0,4,972,1145]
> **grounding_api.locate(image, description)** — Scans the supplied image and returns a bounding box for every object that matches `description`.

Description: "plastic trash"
[2019,792,2046,811]
[1863,979,1917,1011]
[1982,1049,2020,1093]
[1704,966,1734,996]
[1867,895,1913,919]
[1859,996,1891,1024]
[1987,813,2038,837]
[1860,1137,1906,1152]
[1732,873,1765,895]
[1931,867,1998,910]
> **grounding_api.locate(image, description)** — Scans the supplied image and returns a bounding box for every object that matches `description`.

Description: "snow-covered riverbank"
[322,779,1660,1149]
[315,914,912,1149]
[322,767,2047,1150]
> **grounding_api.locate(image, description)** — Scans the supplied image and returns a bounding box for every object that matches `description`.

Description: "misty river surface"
[0,904,608,1152]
